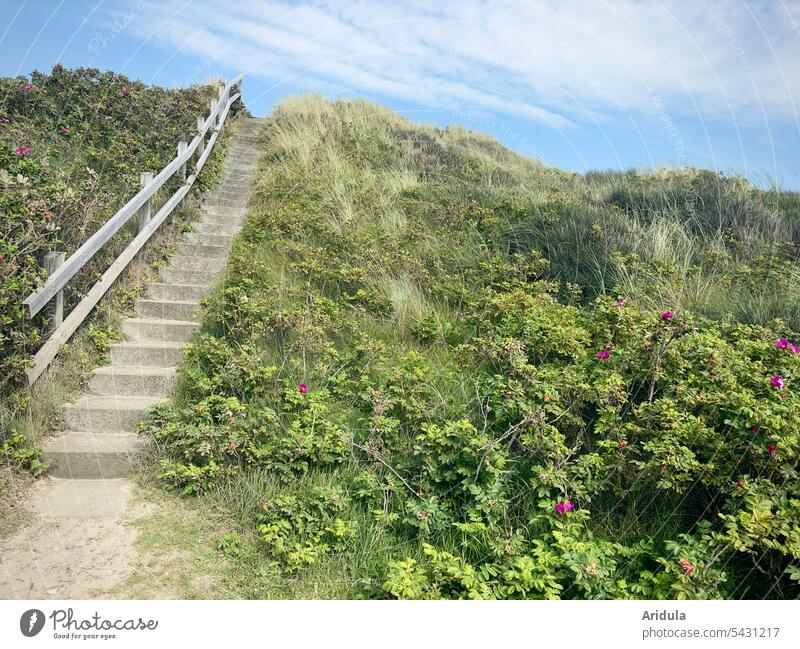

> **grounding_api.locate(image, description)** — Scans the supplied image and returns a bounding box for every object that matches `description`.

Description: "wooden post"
[217,81,227,128]
[197,115,206,157]
[136,172,153,234]
[43,252,65,333]
[177,141,188,182]
[173,142,189,226]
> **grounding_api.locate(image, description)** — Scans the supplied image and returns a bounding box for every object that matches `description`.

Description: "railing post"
[43,251,65,333]
[136,172,153,234]
[217,81,227,128]
[197,115,206,158]
[177,141,188,182]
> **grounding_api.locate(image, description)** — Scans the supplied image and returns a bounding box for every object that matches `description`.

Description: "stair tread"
[123,317,199,325]
[147,282,211,289]
[112,340,185,349]
[64,395,164,410]
[136,298,201,306]
[44,431,143,453]
[93,365,176,377]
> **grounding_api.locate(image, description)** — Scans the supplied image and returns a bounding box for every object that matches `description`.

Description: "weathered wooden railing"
[22,73,244,386]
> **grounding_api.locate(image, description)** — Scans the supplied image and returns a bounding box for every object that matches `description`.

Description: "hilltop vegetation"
[142,96,800,599]
[0,66,225,388]
[0,67,242,475]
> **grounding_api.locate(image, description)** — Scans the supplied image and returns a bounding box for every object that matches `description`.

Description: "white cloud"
[116,0,800,131]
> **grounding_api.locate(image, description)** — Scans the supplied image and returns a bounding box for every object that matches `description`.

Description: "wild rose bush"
[141,96,800,598]
[0,66,229,390]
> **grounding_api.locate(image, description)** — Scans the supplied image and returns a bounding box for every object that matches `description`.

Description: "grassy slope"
[143,96,800,599]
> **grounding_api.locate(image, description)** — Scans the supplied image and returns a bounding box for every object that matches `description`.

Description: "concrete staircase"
[42,117,264,479]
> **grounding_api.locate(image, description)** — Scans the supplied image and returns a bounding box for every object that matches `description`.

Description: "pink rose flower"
[770,376,785,389]
[554,501,574,516]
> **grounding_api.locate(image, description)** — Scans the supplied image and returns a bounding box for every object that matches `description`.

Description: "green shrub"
[143,95,800,599]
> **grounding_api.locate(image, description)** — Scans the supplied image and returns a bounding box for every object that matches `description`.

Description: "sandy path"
[0,478,148,599]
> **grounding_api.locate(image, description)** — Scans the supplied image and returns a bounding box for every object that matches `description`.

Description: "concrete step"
[89,365,176,397]
[215,170,255,179]
[62,395,163,433]
[213,181,251,190]
[111,340,185,367]
[189,221,240,235]
[135,298,200,321]
[196,216,243,230]
[121,317,200,343]
[202,201,249,212]
[217,175,254,186]
[220,168,256,177]
[43,432,144,479]
[210,196,249,207]
[215,181,251,191]
[159,267,219,285]
[175,243,228,259]
[200,206,245,219]
[146,282,210,302]
[184,232,233,247]
[168,255,226,272]
[214,188,252,198]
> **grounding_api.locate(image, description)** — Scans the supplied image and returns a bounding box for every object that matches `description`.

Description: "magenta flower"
[770,376,786,389]
[768,443,778,455]
[775,338,790,349]
[615,296,624,307]
[554,501,574,516]
[298,383,309,393]
[14,147,31,155]
[121,89,129,97]
[596,350,610,360]
[59,126,69,135]
[23,82,33,91]
[661,310,674,320]
[791,345,800,354]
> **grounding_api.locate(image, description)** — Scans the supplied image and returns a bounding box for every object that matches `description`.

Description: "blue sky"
[2,0,799,189]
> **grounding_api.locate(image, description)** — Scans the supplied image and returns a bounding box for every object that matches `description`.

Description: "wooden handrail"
[23,74,243,318]
[23,74,244,386]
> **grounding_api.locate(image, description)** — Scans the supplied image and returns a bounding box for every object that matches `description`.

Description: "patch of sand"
[0,478,151,599]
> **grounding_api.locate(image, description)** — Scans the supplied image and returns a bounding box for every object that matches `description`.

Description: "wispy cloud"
[115,0,800,132]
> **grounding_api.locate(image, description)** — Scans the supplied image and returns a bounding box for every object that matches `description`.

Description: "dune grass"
[141,95,800,600]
